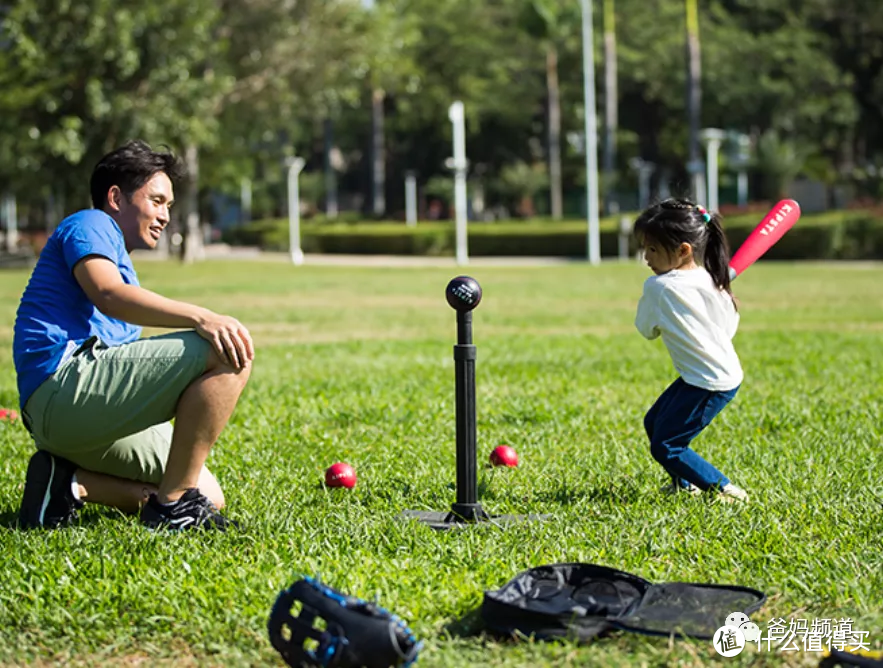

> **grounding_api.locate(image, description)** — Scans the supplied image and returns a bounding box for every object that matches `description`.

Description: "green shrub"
[221,210,883,260]
[312,223,453,255]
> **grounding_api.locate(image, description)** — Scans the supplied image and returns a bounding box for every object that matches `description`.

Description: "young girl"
[633,198,748,502]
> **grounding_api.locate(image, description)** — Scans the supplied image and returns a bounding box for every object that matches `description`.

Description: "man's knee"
[204,349,253,384]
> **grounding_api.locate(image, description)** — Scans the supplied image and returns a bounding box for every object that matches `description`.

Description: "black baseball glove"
[268,576,422,668]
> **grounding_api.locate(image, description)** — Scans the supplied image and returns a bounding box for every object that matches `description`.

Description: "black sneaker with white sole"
[18,450,84,529]
[140,488,236,531]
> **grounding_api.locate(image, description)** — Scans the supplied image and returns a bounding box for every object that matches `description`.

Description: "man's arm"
[73,255,254,368]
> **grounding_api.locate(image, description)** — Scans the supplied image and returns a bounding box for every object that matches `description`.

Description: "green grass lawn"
[0,259,881,667]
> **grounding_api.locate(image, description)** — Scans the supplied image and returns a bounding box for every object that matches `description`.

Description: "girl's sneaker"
[660,481,702,496]
[719,483,749,503]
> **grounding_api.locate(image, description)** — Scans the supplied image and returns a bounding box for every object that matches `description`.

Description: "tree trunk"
[45,191,61,233]
[1,193,17,252]
[603,0,618,214]
[546,47,563,220]
[324,117,338,219]
[182,143,204,264]
[371,88,386,217]
[686,0,703,201]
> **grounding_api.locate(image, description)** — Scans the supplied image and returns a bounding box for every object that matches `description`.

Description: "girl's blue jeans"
[644,377,739,491]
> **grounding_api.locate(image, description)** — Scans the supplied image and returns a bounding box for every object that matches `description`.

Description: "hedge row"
[221,209,883,260]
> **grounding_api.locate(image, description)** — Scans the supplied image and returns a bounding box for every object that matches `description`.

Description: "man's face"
[111,172,174,252]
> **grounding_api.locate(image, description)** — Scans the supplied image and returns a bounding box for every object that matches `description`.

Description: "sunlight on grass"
[0,260,881,666]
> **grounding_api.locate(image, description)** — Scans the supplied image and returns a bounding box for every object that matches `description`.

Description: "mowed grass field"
[0,258,881,667]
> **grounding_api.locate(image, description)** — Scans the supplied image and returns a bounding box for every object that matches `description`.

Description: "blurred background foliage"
[0,0,882,236]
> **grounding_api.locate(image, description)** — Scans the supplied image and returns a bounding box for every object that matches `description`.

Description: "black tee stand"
[447,277,489,523]
[402,276,538,530]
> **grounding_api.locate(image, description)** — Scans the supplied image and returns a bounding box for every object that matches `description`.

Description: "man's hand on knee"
[194,310,254,370]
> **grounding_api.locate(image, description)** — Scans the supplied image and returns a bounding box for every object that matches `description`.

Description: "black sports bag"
[481,562,766,643]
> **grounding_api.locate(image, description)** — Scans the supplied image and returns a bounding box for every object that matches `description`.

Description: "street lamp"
[361,0,386,217]
[447,100,468,266]
[700,128,726,212]
[580,0,601,265]
[687,158,706,206]
[405,171,418,227]
[1,194,17,253]
[286,156,306,265]
[729,132,751,207]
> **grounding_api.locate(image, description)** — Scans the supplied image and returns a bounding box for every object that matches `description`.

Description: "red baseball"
[489,445,518,468]
[325,462,357,488]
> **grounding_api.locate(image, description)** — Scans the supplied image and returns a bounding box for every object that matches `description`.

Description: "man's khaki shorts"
[22,332,211,484]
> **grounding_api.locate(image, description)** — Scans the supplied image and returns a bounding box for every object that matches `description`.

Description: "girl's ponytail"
[635,198,736,304]
[703,211,733,296]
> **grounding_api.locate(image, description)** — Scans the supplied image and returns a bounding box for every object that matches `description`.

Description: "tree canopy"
[1,0,880,225]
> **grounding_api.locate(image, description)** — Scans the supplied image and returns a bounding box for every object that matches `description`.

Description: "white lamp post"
[286,156,306,265]
[240,177,252,225]
[734,133,751,207]
[580,0,601,265]
[405,171,417,227]
[448,101,468,266]
[700,128,726,212]
[1,194,17,253]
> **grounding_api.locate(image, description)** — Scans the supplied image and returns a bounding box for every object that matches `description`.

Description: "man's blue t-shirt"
[13,209,142,408]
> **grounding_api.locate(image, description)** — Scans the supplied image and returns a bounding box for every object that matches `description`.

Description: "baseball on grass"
[489,445,518,468]
[325,462,357,488]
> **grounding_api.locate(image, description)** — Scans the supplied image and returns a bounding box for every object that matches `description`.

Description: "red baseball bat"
[728,199,801,280]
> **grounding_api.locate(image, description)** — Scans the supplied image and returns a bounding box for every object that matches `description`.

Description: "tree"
[804,0,883,171]
[1,0,879,235]
[382,0,543,214]
[602,0,619,214]
[519,0,580,220]
[352,0,421,217]
[702,0,858,189]
[754,129,810,200]
[0,0,227,245]
[685,0,702,199]
[496,160,549,217]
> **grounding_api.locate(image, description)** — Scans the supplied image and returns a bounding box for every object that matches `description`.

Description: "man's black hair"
[90,140,186,210]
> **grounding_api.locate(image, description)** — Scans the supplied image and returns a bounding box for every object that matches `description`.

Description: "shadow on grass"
[531,480,642,506]
[443,607,487,639]
[583,483,642,505]
[0,508,18,528]
[0,503,131,530]
[445,607,625,651]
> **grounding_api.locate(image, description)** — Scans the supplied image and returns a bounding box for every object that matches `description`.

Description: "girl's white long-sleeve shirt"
[635,268,743,392]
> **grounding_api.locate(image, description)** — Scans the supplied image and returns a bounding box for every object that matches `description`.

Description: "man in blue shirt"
[14,140,254,531]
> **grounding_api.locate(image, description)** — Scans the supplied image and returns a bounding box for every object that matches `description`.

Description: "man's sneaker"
[660,480,702,496]
[140,488,236,531]
[719,483,749,503]
[18,450,84,529]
